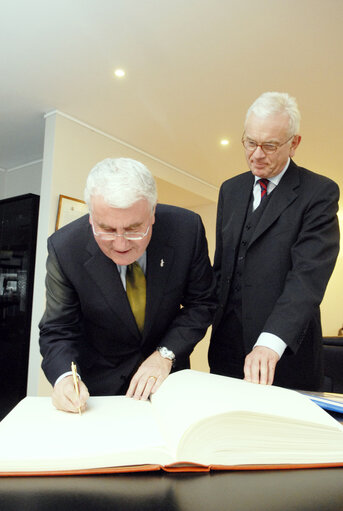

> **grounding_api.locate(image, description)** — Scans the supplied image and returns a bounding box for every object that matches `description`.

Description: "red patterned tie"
[258,179,269,201]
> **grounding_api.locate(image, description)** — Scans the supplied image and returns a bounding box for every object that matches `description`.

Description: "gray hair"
[245,92,301,136]
[84,157,158,212]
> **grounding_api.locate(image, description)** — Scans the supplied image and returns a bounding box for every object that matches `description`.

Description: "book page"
[0,396,175,473]
[177,409,343,465]
[151,370,343,457]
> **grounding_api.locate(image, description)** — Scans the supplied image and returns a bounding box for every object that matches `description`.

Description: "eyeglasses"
[242,134,294,154]
[91,219,150,241]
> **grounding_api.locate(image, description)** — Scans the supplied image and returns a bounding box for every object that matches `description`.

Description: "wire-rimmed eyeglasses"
[91,218,150,241]
[242,134,294,154]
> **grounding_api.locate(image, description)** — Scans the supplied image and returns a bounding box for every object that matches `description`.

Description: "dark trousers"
[209,308,246,379]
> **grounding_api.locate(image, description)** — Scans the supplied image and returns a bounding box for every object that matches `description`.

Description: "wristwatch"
[157,346,175,365]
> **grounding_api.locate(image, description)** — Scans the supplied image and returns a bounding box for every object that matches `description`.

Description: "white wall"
[4,160,42,198]
[1,161,42,200]
[0,169,5,199]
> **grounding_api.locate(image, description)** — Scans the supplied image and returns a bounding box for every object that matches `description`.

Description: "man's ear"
[290,135,301,157]
[151,204,157,225]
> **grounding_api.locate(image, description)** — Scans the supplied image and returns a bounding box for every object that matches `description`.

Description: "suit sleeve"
[213,185,225,295]
[39,238,83,386]
[264,178,340,352]
[157,214,217,359]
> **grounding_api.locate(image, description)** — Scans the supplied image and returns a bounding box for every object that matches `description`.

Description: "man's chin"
[251,166,268,177]
[110,251,135,266]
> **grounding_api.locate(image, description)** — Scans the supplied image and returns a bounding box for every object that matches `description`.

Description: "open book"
[1,369,343,475]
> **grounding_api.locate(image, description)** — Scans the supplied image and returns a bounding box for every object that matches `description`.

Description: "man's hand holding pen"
[52,374,89,414]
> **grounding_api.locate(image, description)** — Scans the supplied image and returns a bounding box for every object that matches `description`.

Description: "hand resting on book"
[126,351,173,400]
[244,346,280,385]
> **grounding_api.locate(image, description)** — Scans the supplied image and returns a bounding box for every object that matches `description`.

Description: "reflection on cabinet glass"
[0,194,39,420]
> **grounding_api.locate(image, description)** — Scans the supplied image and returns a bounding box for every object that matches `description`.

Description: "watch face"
[158,347,175,360]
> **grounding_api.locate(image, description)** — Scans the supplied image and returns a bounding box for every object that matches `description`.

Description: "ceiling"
[1,0,342,194]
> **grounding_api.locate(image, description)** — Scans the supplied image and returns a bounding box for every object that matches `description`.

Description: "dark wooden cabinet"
[0,194,39,420]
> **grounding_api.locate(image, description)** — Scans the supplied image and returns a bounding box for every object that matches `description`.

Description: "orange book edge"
[2,461,343,477]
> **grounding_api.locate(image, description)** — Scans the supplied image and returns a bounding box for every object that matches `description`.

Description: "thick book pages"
[1,369,343,475]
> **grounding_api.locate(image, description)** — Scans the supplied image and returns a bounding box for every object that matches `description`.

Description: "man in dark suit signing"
[209,92,340,390]
[39,157,216,412]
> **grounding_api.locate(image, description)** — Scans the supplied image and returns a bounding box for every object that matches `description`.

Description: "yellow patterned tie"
[126,262,146,333]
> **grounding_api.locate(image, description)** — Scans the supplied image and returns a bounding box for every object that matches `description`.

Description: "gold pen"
[71,361,82,415]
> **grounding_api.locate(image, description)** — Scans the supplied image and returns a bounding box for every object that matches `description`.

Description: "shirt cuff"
[54,371,80,387]
[254,332,287,358]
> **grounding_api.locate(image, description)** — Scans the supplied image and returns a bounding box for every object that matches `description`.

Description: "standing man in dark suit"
[209,92,340,390]
[39,157,216,412]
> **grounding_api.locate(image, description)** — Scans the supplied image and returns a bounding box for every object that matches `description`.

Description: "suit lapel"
[223,173,254,254]
[232,176,254,246]
[249,160,300,246]
[143,234,174,339]
[83,235,139,338]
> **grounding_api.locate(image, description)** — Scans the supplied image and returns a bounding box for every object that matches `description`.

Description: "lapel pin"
[160,259,165,267]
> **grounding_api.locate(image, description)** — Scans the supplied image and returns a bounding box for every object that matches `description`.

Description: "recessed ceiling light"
[114,69,126,78]
[220,139,229,146]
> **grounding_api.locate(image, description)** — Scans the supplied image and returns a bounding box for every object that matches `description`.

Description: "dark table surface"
[1,468,343,511]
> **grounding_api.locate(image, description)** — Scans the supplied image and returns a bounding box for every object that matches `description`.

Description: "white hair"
[245,92,301,136]
[84,158,158,212]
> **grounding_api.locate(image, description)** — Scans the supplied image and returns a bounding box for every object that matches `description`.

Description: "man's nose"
[253,145,265,157]
[112,234,130,247]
